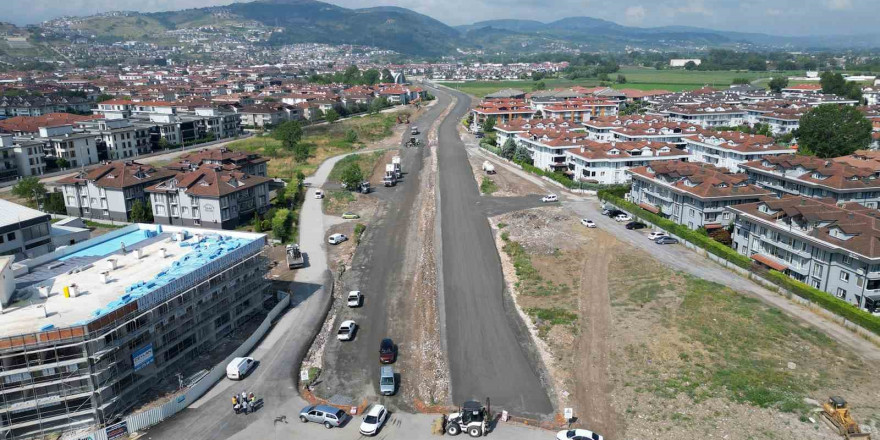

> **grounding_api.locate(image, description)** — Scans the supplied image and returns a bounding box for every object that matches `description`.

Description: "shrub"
[354,223,366,243]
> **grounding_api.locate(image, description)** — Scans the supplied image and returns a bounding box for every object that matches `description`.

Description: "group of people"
[232,391,256,414]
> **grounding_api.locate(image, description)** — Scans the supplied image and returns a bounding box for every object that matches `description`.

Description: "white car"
[337,320,357,341]
[647,231,669,241]
[557,428,604,440]
[359,404,388,436]
[614,214,632,222]
[328,233,348,245]
[347,291,362,307]
[541,194,559,203]
[580,219,596,228]
[314,189,324,199]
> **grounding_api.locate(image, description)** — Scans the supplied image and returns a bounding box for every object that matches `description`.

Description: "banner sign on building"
[105,421,128,440]
[132,344,154,371]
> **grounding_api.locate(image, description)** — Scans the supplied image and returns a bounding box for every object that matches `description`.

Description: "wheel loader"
[821,396,871,439]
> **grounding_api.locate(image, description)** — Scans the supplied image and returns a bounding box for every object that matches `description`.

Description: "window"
[836,288,846,298]
[6,232,14,241]
[840,271,850,282]
[842,255,852,265]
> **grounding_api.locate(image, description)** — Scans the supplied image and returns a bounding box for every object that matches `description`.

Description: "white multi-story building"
[684,131,795,172]
[565,140,690,185]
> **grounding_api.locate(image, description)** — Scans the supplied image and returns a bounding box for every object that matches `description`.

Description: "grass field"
[227,111,401,179]
[439,67,809,98]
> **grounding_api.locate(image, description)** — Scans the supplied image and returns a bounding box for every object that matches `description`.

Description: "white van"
[226,357,255,380]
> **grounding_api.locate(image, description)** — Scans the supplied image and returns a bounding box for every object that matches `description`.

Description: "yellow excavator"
[821,396,872,439]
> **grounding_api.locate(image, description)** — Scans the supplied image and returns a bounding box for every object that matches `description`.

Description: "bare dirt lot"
[492,206,880,440]
[467,154,545,197]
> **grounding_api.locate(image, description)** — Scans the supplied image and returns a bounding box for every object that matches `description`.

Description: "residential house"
[684,131,796,172]
[565,140,690,185]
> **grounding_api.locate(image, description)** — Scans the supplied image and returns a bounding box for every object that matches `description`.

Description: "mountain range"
[44,0,880,55]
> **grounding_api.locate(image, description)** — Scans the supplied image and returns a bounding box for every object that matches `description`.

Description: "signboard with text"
[132,344,154,372]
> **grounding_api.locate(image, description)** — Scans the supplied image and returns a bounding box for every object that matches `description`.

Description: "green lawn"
[439,68,810,98]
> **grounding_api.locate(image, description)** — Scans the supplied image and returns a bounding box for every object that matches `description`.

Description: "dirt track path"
[575,231,623,439]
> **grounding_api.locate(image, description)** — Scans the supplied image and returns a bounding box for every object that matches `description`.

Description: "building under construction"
[0,224,269,439]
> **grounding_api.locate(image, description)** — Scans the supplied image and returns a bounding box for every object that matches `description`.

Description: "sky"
[5,0,877,36]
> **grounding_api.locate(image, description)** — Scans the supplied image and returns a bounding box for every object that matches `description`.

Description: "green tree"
[43,192,66,214]
[754,123,772,137]
[344,129,358,143]
[340,162,364,190]
[129,199,153,222]
[158,137,171,150]
[56,158,69,169]
[532,81,546,91]
[501,138,517,159]
[531,71,545,81]
[293,142,310,163]
[797,105,872,158]
[263,143,279,158]
[481,116,496,134]
[514,145,532,164]
[768,76,789,93]
[369,97,389,114]
[616,74,627,84]
[324,108,339,124]
[342,65,360,84]
[732,77,750,85]
[362,69,380,85]
[12,177,46,208]
[271,209,294,242]
[381,68,394,83]
[273,120,303,152]
[684,61,697,70]
[820,72,863,101]
[252,213,263,232]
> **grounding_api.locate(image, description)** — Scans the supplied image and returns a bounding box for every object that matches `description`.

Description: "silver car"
[299,404,346,429]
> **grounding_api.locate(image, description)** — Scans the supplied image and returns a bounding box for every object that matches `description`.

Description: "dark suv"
[379,338,396,364]
[625,221,647,230]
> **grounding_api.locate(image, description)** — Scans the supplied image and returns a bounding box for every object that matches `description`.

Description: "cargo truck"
[392,156,402,179]
[383,164,396,187]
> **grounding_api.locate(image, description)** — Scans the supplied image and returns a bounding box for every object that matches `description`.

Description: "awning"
[751,254,787,271]
[639,203,660,214]
[704,223,723,230]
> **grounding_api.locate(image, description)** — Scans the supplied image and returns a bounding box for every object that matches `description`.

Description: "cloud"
[624,6,647,24]
[766,8,782,16]
[666,0,713,17]
[825,0,852,9]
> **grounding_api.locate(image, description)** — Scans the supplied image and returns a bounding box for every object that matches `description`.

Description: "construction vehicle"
[286,244,304,269]
[821,396,872,439]
[444,400,489,437]
[405,136,421,148]
[383,164,397,187]
[481,161,495,174]
[358,181,371,194]
[392,156,402,179]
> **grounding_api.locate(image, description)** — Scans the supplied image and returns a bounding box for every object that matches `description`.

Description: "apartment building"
[0,95,91,117]
[740,153,880,208]
[76,119,149,160]
[729,195,880,313]
[516,128,590,171]
[662,104,747,128]
[165,147,268,177]
[684,131,795,172]
[58,161,177,222]
[146,166,272,229]
[565,140,690,185]
[471,99,535,128]
[0,225,268,438]
[0,136,46,178]
[628,161,771,230]
[494,118,576,147]
[36,126,99,168]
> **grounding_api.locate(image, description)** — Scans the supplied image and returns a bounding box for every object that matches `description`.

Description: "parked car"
[614,214,632,222]
[379,338,396,364]
[379,365,396,395]
[541,194,559,203]
[625,221,647,230]
[655,236,680,245]
[347,291,362,307]
[647,231,669,241]
[359,404,389,436]
[601,208,610,216]
[342,212,360,219]
[299,404,346,429]
[580,219,596,228]
[225,357,256,380]
[474,132,485,138]
[557,428,604,440]
[328,233,348,245]
[314,189,324,199]
[337,320,357,341]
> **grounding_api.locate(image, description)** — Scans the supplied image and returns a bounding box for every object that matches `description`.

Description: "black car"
[379,338,396,364]
[605,209,624,218]
[655,236,680,245]
[474,132,485,138]
[625,221,647,230]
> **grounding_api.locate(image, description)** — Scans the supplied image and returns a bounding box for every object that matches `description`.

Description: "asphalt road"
[433,86,554,418]
[312,96,449,409]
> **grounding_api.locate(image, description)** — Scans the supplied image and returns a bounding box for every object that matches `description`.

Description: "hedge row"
[765,270,880,336]
[599,191,880,337]
[598,191,753,270]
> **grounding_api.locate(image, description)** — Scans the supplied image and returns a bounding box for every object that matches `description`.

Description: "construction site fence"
[62,292,291,440]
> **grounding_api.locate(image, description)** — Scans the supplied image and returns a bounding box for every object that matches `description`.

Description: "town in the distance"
[0,1,879,439]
